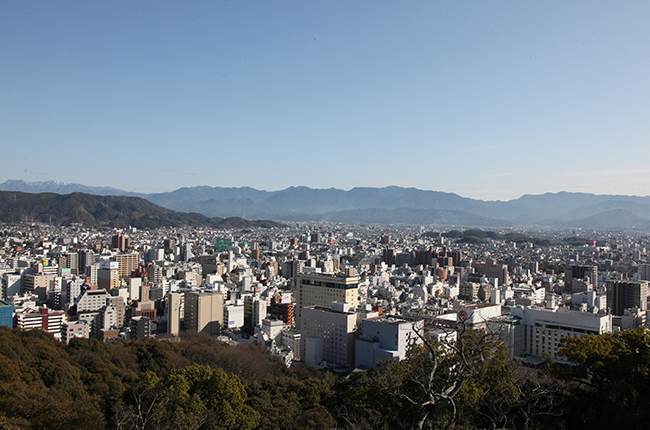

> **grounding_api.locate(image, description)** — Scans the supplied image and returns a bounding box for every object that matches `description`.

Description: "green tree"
[115,364,259,430]
[246,376,336,430]
[339,324,555,430]
[553,327,650,429]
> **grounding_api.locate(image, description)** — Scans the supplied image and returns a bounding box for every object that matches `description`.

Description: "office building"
[111,233,129,251]
[22,273,57,301]
[15,308,68,338]
[184,291,223,335]
[566,265,598,291]
[296,272,359,327]
[474,261,509,286]
[114,253,139,279]
[98,261,120,291]
[607,281,649,316]
[509,306,612,363]
[58,252,79,275]
[300,302,357,368]
[0,300,13,328]
[78,249,95,274]
[355,317,423,368]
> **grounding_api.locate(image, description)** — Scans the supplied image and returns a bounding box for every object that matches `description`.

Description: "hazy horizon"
[3,178,650,203]
[3,2,649,200]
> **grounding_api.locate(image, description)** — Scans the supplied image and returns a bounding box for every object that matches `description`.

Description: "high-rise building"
[59,252,79,275]
[2,273,22,299]
[607,281,649,316]
[184,291,223,335]
[111,233,128,251]
[474,261,509,286]
[145,248,164,263]
[85,263,100,286]
[98,261,120,291]
[22,273,57,301]
[382,248,396,266]
[108,296,126,329]
[78,249,95,274]
[270,297,295,328]
[131,316,152,340]
[566,265,598,290]
[244,295,267,328]
[114,253,139,279]
[300,302,357,368]
[295,272,359,327]
[166,292,183,336]
[638,264,650,282]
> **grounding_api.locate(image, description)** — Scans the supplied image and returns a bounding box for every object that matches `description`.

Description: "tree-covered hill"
[0,191,284,229]
[2,326,649,430]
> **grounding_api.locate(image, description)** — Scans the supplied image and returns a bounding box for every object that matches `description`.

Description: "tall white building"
[300,302,358,368]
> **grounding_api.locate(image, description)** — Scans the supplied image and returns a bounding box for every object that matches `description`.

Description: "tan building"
[98,263,120,291]
[296,272,359,328]
[59,252,79,275]
[114,253,139,279]
[184,291,223,335]
[108,296,126,329]
[23,273,57,301]
[61,320,90,344]
[166,292,183,336]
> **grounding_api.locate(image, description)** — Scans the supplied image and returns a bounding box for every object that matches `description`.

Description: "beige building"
[185,291,223,335]
[167,292,183,336]
[296,272,359,327]
[23,273,57,301]
[98,265,120,291]
[184,291,224,335]
[108,296,126,329]
[114,253,139,279]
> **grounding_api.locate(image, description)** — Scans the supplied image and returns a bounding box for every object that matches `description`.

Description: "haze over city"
[2,1,650,200]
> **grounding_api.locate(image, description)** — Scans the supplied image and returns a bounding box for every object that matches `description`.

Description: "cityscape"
[3,1,650,429]
[1,195,650,428]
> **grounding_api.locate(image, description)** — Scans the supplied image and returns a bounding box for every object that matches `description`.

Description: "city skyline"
[2,1,649,200]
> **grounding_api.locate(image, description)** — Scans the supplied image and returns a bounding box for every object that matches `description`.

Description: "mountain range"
[0,189,283,229]
[2,180,650,229]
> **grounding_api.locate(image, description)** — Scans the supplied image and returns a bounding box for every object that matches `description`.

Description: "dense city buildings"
[1,219,650,370]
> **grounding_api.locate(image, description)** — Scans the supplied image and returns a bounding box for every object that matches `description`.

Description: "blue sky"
[2,1,649,200]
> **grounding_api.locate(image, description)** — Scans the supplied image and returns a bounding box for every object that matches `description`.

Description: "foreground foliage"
[2,326,650,429]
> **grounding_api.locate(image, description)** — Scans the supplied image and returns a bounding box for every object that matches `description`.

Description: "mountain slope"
[0,191,283,229]
[3,180,650,228]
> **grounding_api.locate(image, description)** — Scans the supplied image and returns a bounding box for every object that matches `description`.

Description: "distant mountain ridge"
[0,190,284,229]
[2,180,650,229]
[0,179,144,197]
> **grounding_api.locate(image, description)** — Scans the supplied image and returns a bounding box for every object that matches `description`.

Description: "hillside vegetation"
[2,326,649,429]
[0,191,283,229]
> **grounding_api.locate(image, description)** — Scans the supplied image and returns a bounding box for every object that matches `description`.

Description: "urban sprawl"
[1,223,648,370]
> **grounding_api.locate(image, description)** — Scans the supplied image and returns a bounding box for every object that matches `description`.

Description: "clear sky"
[2,1,649,201]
